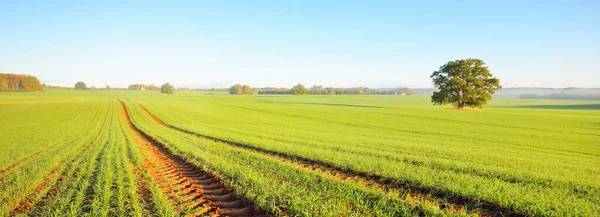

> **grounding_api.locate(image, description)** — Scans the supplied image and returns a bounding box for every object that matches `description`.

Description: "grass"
[0,90,598,216]
[134,92,600,216]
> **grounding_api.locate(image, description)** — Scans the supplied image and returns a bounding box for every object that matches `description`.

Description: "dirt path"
[120,101,265,216]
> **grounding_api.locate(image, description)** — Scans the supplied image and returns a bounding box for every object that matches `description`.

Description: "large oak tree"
[74,81,87,90]
[160,83,174,94]
[229,84,254,95]
[291,84,307,95]
[431,58,501,109]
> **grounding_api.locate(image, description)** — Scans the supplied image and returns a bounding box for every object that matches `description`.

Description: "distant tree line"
[128,84,159,90]
[254,84,413,95]
[519,93,600,100]
[74,82,114,90]
[0,73,44,92]
[71,82,176,92]
[45,85,72,90]
[167,87,230,92]
[258,87,293,94]
[229,84,255,95]
[210,88,229,92]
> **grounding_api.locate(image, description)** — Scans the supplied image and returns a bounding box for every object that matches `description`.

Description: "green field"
[1,90,599,216]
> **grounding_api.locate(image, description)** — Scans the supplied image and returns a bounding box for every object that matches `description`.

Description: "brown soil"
[120,100,266,216]
[132,161,155,215]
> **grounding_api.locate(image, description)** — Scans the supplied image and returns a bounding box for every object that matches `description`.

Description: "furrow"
[121,100,266,216]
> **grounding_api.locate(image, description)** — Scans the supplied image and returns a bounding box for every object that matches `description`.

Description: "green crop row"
[1,95,178,216]
[131,93,600,216]
[124,100,476,216]
[1,90,599,216]
[0,103,109,216]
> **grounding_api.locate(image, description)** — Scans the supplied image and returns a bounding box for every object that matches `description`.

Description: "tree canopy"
[229,84,254,95]
[291,84,307,95]
[242,85,253,94]
[128,84,159,90]
[229,84,242,95]
[255,86,412,95]
[430,58,501,109]
[403,87,412,96]
[0,73,43,92]
[74,81,87,90]
[160,83,174,94]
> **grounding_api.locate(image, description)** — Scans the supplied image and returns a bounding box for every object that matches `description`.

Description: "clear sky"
[1,0,599,88]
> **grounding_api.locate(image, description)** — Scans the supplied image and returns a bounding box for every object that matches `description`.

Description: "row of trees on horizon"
[74,82,175,94]
[0,75,415,96]
[3,58,506,110]
[228,84,413,95]
[4,59,549,110]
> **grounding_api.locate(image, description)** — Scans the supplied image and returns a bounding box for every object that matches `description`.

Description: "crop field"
[0,90,599,216]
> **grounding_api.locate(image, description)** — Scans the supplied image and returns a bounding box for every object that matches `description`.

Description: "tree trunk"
[457,102,464,109]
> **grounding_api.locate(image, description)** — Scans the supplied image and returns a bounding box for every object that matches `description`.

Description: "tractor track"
[136,103,525,217]
[120,100,266,217]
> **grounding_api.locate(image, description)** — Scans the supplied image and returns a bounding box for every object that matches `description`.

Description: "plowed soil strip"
[121,101,265,216]
[137,103,524,217]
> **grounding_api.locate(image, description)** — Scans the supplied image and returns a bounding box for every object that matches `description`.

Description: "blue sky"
[1,0,599,88]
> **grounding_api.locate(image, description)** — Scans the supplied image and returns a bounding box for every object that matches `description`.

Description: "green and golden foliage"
[291,83,307,95]
[229,84,254,95]
[431,59,501,108]
[242,85,253,94]
[0,73,43,92]
[74,81,87,90]
[229,84,242,95]
[128,84,158,90]
[160,83,174,94]
[403,87,412,96]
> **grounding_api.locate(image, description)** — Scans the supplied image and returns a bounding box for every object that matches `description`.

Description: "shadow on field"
[267,101,383,108]
[505,104,600,110]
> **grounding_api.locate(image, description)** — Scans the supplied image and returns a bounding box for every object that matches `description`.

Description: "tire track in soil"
[120,100,266,217]
[136,103,524,217]
[131,165,154,216]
